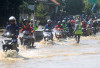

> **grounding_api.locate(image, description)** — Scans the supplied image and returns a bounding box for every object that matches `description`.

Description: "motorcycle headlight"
[57,33,60,35]
[6,32,10,36]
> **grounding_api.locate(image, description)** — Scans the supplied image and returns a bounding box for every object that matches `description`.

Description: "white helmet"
[47,19,52,23]
[75,20,79,23]
[30,19,34,22]
[9,16,16,21]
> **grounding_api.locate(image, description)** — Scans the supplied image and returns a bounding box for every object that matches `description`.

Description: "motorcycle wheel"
[3,46,8,52]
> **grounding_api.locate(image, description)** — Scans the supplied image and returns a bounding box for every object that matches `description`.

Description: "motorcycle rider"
[81,21,87,35]
[61,20,67,30]
[22,19,29,27]
[87,19,94,35]
[61,20,68,38]
[19,20,35,47]
[67,20,73,36]
[29,19,34,28]
[73,20,82,43]
[33,20,38,31]
[44,19,54,40]
[4,16,19,52]
[81,21,87,29]
[55,21,63,30]
[87,19,93,28]
[71,20,75,28]
[92,21,98,29]
[92,21,98,35]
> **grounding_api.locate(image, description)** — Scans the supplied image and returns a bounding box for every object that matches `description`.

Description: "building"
[19,0,60,21]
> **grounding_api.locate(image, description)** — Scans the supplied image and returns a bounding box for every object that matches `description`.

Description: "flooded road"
[0,32,100,68]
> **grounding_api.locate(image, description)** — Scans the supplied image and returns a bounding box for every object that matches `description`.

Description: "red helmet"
[82,21,85,24]
[71,20,74,23]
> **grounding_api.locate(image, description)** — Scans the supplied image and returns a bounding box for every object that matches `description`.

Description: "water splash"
[0,51,25,62]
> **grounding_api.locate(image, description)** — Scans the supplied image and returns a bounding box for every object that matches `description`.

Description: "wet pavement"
[0,32,100,68]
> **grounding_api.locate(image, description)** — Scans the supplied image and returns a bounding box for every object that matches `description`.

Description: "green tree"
[19,1,31,14]
[56,0,84,15]
[83,0,100,15]
[34,3,49,23]
[65,0,84,15]
[83,0,92,15]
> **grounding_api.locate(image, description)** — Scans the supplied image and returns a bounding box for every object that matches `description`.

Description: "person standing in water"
[73,20,82,43]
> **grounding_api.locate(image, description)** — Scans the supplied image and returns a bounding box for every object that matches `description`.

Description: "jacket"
[74,23,82,34]
[5,24,19,36]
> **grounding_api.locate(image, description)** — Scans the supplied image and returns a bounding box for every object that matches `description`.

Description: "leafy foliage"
[34,3,49,23]
[19,1,31,13]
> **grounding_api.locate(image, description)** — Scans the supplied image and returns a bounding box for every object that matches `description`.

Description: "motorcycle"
[2,32,19,52]
[91,27,98,35]
[43,29,52,41]
[82,28,88,36]
[62,29,68,38]
[87,25,92,35]
[23,31,35,47]
[66,29,72,37]
[55,28,63,40]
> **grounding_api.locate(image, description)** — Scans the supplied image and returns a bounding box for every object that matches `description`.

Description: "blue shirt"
[44,24,53,30]
[5,24,19,36]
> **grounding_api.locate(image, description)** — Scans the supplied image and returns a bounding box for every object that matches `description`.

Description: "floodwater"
[0,32,100,68]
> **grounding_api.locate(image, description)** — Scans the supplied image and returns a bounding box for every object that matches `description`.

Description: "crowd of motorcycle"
[1,15,100,55]
[43,17,100,42]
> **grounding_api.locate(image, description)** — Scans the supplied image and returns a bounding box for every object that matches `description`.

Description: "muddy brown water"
[0,33,100,68]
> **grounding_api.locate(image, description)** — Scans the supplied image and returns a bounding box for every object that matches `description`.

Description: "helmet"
[23,19,29,24]
[23,19,29,25]
[57,21,61,25]
[64,18,67,20]
[9,16,16,21]
[30,19,34,22]
[62,20,66,23]
[23,19,28,22]
[75,20,79,23]
[47,19,52,25]
[71,20,74,23]
[34,20,37,22]
[31,19,33,21]
[82,21,85,24]
[47,19,52,23]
